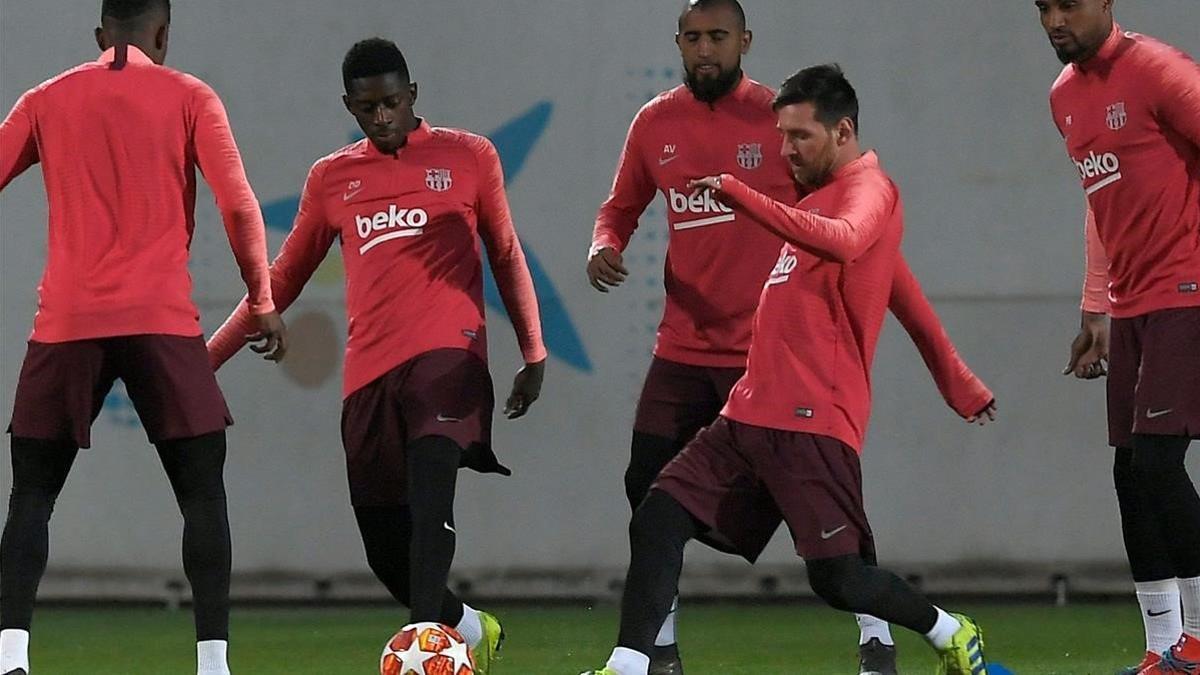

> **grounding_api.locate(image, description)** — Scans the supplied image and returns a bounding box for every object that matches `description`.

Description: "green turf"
[28,601,1145,673]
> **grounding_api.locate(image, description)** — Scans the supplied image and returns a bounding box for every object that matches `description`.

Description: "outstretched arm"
[207,161,336,368]
[889,255,996,422]
[695,171,895,263]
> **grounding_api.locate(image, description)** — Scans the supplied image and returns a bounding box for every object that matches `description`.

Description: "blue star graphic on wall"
[260,101,591,372]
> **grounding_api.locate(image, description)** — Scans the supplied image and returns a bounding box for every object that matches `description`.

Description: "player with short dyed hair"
[207,37,546,674]
[582,64,989,675]
[1038,0,1200,672]
[0,1,285,674]
[588,3,995,673]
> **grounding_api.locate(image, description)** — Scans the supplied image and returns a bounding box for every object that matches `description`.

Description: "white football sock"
[197,639,230,675]
[856,613,895,646]
[456,604,484,647]
[1179,576,1200,637]
[654,597,679,647]
[0,629,30,673]
[924,607,962,650]
[606,646,650,675]
[1136,579,1183,653]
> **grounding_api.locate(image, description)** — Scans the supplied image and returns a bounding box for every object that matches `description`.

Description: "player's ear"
[741,29,753,55]
[837,118,854,145]
[155,24,168,52]
[95,26,108,53]
[342,93,353,113]
[409,82,418,105]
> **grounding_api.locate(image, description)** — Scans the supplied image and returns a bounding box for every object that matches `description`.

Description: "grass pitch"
[31,601,1143,673]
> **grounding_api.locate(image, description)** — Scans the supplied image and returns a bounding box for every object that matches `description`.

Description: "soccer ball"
[380,622,476,675]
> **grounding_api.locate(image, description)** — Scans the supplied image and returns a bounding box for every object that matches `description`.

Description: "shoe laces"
[1161,646,1200,674]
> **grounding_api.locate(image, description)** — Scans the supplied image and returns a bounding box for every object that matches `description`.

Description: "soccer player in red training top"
[588,3,994,673]
[207,38,545,674]
[582,65,990,675]
[0,2,286,674]
[1038,1,1200,672]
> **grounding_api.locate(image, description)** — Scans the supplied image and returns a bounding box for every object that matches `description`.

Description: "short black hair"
[679,0,746,31]
[342,38,410,93]
[101,0,169,23]
[774,64,860,134]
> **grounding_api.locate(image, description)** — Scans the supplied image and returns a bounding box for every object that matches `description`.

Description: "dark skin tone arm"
[1064,310,1109,379]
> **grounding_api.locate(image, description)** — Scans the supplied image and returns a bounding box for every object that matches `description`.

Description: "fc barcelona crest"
[1106,101,1127,131]
[736,143,763,170]
[425,168,453,192]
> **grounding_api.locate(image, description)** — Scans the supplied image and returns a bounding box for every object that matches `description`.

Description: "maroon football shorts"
[340,348,502,507]
[1107,306,1200,447]
[633,356,745,444]
[8,335,232,448]
[653,416,875,563]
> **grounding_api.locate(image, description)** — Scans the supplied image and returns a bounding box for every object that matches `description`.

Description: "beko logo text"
[668,188,735,231]
[355,205,428,253]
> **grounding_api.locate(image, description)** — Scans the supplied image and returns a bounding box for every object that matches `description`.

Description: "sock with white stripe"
[856,613,895,646]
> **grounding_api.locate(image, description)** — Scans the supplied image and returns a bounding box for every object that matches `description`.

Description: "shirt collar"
[96,45,155,66]
[1075,22,1124,72]
[832,150,879,180]
[365,118,432,157]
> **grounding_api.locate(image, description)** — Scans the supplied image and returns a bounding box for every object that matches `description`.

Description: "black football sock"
[1131,434,1200,577]
[156,431,231,642]
[353,504,464,625]
[1,437,78,631]
[1114,446,1177,582]
[616,490,702,656]
[806,554,940,635]
[406,436,463,623]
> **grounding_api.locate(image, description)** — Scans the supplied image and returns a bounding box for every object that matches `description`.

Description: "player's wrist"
[588,242,615,260]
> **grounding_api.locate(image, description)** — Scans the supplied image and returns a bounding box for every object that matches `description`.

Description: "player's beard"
[684,63,742,104]
[791,133,839,190]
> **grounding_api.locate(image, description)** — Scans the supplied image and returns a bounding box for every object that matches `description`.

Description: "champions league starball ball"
[380,622,475,675]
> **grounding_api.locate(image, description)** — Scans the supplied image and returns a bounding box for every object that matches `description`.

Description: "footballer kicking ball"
[380,622,476,675]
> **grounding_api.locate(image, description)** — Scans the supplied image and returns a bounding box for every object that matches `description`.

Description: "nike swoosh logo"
[343,188,364,201]
[1148,608,1173,617]
[1146,408,1174,419]
[659,155,680,166]
[436,414,461,423]
[820,525,848,540]
[443,522,456,534]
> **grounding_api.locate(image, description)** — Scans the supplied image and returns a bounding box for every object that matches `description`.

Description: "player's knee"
[629,490,688,551]
[806,556,866,612]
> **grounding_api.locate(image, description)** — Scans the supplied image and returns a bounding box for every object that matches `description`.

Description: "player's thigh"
[342,369,409,507]
[1132,307,1200,439]
[633,357,726,443]
[1107,315,1143,449]
[9,339,116,449]
[115,335,232,444]
[759,431,874,561]
[653,417,781,563]
[396,348,494,453]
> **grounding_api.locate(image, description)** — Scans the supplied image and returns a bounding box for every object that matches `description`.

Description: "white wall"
[1,1,1197,590]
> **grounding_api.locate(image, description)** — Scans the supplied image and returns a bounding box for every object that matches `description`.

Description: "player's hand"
[247,311,288,362]
[1063,311,1109,379]
[966,399,997,426]
[587,246,628,293]
[687,175,723,192]
[504,358,545,419]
